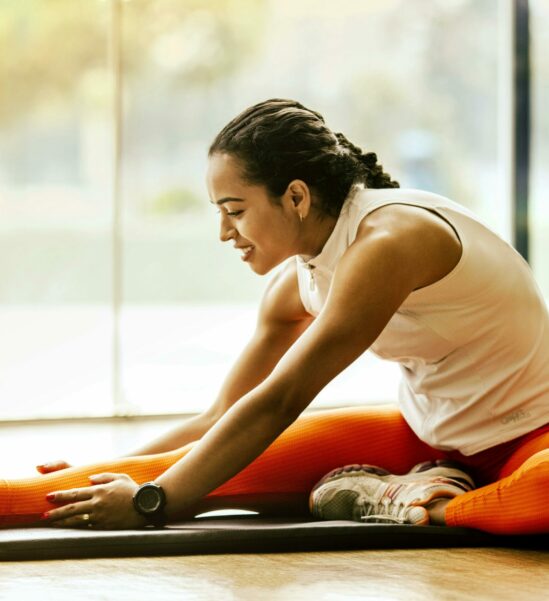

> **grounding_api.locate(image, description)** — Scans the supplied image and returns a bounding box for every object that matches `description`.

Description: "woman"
[2,99,548,533]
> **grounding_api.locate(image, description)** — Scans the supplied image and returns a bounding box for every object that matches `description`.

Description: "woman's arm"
[154,228,424,519]
[126,261,313,456]
[154,206,462,519]
[45,206,460,527]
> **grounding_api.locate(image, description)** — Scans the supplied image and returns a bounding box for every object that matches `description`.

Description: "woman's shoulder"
[352,202,463,293]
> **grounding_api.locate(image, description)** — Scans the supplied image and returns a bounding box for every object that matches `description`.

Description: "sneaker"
[309,460,475,525]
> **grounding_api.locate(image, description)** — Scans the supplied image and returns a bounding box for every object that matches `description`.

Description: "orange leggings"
[1,405,548,534]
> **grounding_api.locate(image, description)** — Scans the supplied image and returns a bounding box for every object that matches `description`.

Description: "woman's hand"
[43,473,148,530]
[36,460,72,474]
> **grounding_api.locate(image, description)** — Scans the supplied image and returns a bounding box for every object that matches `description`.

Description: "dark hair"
[208,98,399,218]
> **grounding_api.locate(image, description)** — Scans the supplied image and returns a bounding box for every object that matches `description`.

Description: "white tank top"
[296,186,549,455]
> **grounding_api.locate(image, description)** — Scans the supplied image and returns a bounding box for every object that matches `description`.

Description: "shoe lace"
[358,495,412,524]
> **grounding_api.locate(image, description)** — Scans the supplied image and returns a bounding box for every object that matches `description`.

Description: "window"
[531,0,549,299]
[1,0,539,420]
[0,1,113,418]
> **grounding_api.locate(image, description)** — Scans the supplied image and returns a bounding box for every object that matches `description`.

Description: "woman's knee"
[517,448,549,475]
[498,432,549,478]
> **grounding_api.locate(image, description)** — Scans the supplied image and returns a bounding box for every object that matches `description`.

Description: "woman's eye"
[215,209,243,217]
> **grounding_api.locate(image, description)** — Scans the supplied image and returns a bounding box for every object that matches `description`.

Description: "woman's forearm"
[125,412,217,456]
[155,383,294,518]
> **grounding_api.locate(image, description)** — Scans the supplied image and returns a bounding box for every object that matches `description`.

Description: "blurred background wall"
[0,0,547,420]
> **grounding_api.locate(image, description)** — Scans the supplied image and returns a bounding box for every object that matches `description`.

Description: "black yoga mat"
[0,515,546,561]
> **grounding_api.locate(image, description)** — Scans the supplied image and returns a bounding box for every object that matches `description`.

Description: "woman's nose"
[219,214,236,242]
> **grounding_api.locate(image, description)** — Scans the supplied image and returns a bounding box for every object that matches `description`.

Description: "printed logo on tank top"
[500,409,531,425]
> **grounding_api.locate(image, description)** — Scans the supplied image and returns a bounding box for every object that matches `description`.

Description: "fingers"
[36,460,72,474]
[46,486,94,505]
[48,512,95,529]
[43,500,94,526]
[44,475,142,530]
[89,473,129,485]
[44,485,95,527]
[44,485,94,526]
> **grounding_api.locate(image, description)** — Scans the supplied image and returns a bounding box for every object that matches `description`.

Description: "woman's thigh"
[210,404,443,498]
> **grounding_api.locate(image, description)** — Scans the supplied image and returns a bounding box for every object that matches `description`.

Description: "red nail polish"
[41,512,50,519]
[46,493,55,501]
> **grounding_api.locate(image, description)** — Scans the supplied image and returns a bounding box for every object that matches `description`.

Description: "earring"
[299,213,303,223]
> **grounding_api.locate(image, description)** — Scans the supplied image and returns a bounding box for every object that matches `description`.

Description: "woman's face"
[206,153,303,275]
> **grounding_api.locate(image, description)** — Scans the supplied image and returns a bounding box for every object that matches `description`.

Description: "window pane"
[531,0,549,301]
[120,0,501,414]
[0,0,112,418]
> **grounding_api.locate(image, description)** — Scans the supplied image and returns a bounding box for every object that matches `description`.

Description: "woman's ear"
[286,179,311,217]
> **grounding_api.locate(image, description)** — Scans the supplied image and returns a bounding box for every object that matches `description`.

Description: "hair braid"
[334,132,400,189]
[209,99,400,218]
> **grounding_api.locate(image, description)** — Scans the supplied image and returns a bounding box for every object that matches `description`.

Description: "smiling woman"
[205,98,398,276]
[207,154,339,275]
[1,98,548,535]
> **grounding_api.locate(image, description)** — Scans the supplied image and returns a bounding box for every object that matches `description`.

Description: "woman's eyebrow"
[210,197,245,206]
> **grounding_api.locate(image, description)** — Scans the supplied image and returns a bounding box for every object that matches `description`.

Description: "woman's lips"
[239,245,254,261]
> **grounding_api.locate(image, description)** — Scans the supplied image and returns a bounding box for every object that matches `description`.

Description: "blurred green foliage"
[145,187,203,215]
[0,0,266,125]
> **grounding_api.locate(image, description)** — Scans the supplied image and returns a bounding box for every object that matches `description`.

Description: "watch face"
[138,487,162,513]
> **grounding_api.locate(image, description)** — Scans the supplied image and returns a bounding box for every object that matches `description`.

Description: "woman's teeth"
[240,246,254,257]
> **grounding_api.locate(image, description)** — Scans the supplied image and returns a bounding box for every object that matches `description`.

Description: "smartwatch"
[132,482,167,527]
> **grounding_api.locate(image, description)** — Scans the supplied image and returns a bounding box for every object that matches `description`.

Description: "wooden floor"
[0,418,547,600]
[0,547,548,600]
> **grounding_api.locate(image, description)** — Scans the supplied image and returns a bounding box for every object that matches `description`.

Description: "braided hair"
[208,98,399,218]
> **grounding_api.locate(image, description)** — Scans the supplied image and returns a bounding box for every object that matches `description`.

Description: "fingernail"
[46,493,55,501]
[41,512,50,520]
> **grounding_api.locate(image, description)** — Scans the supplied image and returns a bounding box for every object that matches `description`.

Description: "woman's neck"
[298,212,338,259]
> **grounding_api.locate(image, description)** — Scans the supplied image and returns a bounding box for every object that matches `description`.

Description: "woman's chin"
[248,257,278,276]
[250,263,269,275]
